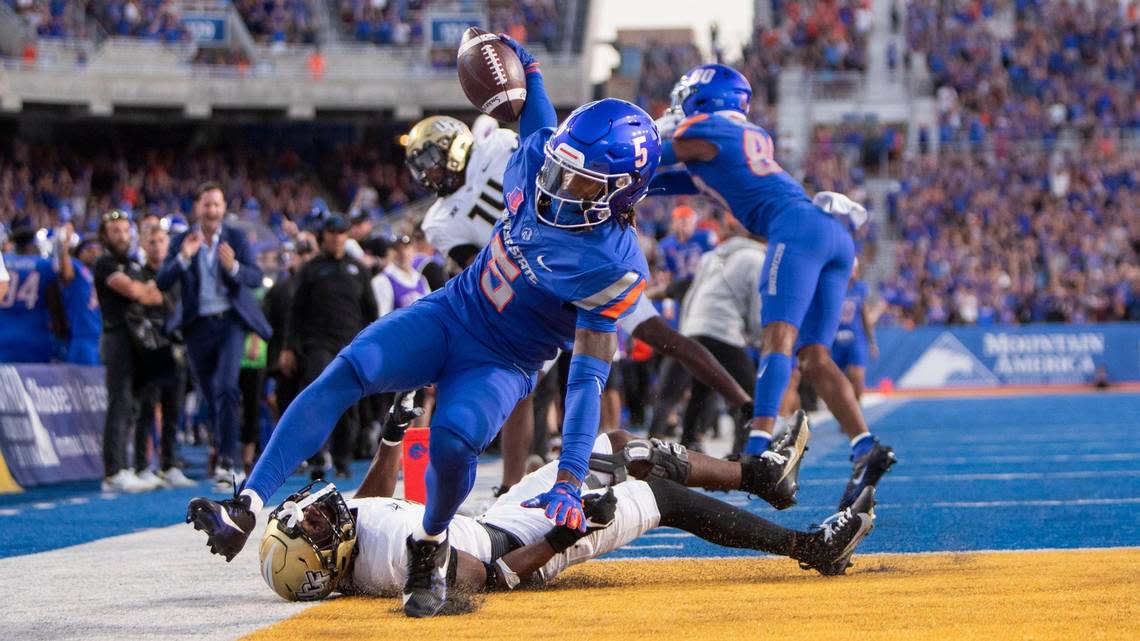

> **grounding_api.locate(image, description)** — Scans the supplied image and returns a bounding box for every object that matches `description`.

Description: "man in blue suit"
[157,182,271,491]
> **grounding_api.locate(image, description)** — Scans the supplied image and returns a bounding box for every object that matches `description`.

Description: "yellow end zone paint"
[242,548,1140,641]
[0,451,22,494]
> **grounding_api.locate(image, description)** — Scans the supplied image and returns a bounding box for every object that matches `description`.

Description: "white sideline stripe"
[930,497,1140,508]
[641,532,692,539]
[808,452,1140,469]
[802,469,1140,485]
[0,508,19,516]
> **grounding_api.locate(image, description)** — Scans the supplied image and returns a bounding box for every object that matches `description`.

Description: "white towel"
[812,191,868,229]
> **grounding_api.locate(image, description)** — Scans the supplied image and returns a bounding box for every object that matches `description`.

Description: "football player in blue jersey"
[0,224,63,363]
[831,258,879,402]
[187,37,663,617]
[649,64,896,511]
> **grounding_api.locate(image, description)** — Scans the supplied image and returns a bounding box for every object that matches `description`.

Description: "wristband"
[544,525,587,553]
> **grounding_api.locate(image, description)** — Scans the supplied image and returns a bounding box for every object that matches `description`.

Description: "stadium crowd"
[0,136,425,237]
[884,142,1140,327]
[907,0,1139,148]
[12,0,564,53]
[771,0,872,71]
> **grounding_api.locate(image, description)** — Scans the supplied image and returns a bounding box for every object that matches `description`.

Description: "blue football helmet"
[536,98,661,229]
[672,64,752,117]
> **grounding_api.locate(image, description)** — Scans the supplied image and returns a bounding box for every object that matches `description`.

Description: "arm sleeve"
[520,70,557,140]
[558,354,610,481]
[649,168,700,196]
[659,139,677,166]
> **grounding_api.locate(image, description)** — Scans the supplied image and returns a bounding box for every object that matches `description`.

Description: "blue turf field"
[608,390,1140,559]
[3,390,1138,560]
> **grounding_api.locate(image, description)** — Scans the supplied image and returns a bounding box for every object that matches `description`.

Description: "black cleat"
[838,440,897,511]
[799,486,876,576]
[403,534,451,618]
[185,494,255,562]
[740,410,811,509]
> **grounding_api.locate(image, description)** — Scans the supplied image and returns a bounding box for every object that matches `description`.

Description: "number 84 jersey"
[443,128,649,372]
[673,110,813,238]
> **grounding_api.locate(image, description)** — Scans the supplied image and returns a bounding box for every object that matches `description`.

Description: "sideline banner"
[868,323,1140,389]
[0,364,106,489]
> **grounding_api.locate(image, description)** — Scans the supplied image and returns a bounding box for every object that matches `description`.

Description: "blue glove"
[498,33,537,70]
[521,481,585,532]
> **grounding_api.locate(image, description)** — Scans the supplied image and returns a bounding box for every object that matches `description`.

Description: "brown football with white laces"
[456,27,527,122]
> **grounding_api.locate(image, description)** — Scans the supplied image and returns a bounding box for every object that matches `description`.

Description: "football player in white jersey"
[257,395,876,604]
[408,115,519,270]
[404,115,756,493]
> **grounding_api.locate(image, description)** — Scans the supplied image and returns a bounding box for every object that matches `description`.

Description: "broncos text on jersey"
[443,127,649,371]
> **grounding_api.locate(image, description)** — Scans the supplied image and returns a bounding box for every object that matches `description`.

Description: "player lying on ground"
[650,64,897,510]
[256,396,876,604]
[189,37,669,618]
[405,113,753,490]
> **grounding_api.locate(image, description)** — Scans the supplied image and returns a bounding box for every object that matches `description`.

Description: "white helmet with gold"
[258,482,358,601]
[404,115,475,196]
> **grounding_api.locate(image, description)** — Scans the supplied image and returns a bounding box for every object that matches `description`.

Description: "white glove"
[654,113,684,140]
[813,191,868,229]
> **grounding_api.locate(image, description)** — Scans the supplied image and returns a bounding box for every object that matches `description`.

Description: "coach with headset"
[157,182,271,491]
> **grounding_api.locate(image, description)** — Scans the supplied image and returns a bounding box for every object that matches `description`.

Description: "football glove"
[543,488,617,552]
[522,481,586,532]
[498,33,537,69]
[582,487,617,530]
[186,494,255,562]
[380,390,424,443]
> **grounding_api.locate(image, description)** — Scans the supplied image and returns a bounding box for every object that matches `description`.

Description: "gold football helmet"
[404,115,474,196]
[259,482,358,602]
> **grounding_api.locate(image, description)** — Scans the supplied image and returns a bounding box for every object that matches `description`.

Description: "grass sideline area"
[243,548,1140,641]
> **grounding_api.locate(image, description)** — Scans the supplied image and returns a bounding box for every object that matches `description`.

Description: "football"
[456,27,527,122]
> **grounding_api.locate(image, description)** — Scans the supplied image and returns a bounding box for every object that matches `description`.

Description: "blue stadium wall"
[868,323,1140,389]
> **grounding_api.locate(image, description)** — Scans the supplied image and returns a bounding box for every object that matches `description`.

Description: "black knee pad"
[622,438,691,485]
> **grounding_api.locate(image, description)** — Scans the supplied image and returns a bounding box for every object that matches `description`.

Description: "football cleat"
[186,493,256,562]
[739,410,811,510]
[799,486,876,576]
[403,535,451,618]
[838,439,897,511]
